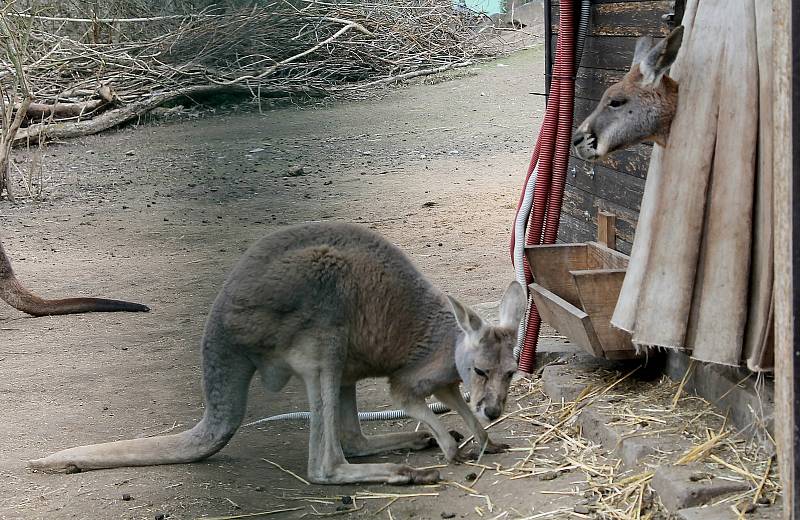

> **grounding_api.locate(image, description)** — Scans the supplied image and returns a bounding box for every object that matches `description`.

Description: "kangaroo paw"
[391,466,441,485]
[417,431,438,451]
[453,445,480,463]
[455,439,509,461]
[483,439,510,454]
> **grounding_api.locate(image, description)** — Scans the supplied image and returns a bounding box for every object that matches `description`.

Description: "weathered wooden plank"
[572,268,634,353]
[772,0,792,515]
[561,185,640,244]
[565,157,646,212]
[587,241,630,269]
[568,144,652,180]
[575,67,627,101]
[530,283,604,357]
[526,244,589,307]
[558,212,597,244]
[558,199,634,255]
[597,211,617,249]
[565,136,652,179]
[550,36,639,71]
[552,1,673,37]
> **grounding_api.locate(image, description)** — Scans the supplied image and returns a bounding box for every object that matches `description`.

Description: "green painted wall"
[459,0,506,15]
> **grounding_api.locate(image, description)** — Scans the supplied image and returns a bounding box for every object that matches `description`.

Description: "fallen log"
[13,84,322,144]
[23,85,117,122]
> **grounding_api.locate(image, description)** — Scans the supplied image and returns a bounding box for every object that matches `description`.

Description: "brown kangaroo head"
[572,26,684,161]
[449,281,526,424]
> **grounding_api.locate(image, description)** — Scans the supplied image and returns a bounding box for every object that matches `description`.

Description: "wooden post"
[597,211,616,250]
[773,0,795,517]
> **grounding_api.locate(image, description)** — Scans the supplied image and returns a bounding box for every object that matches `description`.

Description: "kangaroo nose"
[572,133,585,147]
[484,405,501,421]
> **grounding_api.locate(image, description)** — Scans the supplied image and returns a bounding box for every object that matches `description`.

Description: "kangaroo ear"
[638,26,684,85]
[499,281,526,329]
[447,295,486,339]
[631,36,656,68]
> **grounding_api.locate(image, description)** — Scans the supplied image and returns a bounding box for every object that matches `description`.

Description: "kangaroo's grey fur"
[29,222,526,485]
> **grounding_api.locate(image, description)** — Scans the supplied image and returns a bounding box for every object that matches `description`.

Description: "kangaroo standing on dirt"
[0,239,148,316]
[30,222,525,485]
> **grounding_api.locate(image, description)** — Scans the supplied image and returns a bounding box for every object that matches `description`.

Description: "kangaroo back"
[215,222,454,376]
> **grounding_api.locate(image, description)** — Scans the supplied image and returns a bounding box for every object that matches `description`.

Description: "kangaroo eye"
[505,371,515,380]
[474,367,488,378]
[608,98,627,108]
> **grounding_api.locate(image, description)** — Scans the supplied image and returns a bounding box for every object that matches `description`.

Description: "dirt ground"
[0,46,605,519]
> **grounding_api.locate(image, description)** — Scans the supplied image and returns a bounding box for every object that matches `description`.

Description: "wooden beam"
[773,0,794,517]
[596,211,617,250]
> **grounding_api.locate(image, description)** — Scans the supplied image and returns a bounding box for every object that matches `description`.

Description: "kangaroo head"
[448,281,526,424]
[573,26,684,161]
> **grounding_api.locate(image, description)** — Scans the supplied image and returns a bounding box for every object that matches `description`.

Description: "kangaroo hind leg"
[293,336,439,485]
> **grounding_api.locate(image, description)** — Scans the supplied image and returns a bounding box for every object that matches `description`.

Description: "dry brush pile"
[0,0,503,146]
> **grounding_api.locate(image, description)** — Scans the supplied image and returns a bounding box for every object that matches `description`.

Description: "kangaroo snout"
[483,404,501,422]
[572,129,599,161]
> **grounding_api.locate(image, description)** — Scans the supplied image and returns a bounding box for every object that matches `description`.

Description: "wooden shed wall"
[548,0,680,253]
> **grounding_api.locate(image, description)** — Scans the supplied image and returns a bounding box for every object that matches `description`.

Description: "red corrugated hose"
[510,0,580,373]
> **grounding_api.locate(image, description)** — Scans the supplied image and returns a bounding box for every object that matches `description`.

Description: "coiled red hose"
[511,0,577,373]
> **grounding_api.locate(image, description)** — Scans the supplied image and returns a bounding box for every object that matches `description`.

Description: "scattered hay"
[232,364,779,519]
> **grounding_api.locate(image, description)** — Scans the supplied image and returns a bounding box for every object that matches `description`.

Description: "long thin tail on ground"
[0,242,148,316]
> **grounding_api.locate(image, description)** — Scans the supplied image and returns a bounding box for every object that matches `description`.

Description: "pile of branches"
[2,0,500,144]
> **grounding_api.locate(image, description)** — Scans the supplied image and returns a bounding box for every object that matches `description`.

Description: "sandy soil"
[0,46,598,519]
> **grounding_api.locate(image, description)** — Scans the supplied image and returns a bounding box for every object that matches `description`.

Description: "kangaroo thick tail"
[30,330,255,473]
[0,238,148,315]
[0,276,149,316]
[0,241,148,316]
[28,418,233,473]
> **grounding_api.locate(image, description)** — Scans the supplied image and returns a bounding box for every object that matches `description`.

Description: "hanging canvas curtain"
[611,0,774,370]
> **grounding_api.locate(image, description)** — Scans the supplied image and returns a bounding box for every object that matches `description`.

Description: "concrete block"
[665,351,774,452]
[617,434,687,468]
[541,364,592,402]
[651,464,750,513]
[539,353,620,401]
[575,404,621,449]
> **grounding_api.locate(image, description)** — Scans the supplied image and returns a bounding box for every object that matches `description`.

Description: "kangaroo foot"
[456,439,509,461]
[391,466,441,485]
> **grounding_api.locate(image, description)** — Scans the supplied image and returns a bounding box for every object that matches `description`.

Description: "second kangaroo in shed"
[572,26,684,161]
[30,222,525,485]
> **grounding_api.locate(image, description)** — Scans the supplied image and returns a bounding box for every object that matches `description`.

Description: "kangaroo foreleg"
[338,384,435,458]
[396,394,474,463]
[433,385,509,458]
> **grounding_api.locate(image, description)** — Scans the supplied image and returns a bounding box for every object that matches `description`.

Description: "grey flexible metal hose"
[575,0,591,72]
[244,394,469,427]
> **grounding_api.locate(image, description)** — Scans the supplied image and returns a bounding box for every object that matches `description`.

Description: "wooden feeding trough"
[525,215,639,360]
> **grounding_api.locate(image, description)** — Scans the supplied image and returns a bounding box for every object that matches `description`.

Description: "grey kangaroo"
[30,222,525,485]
